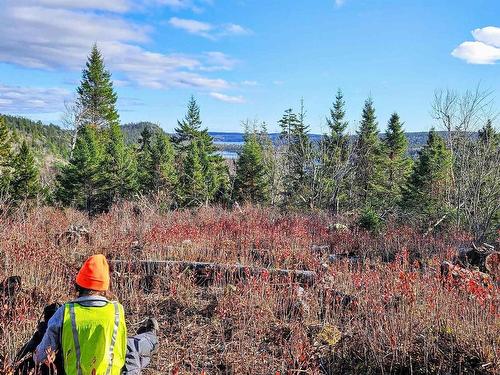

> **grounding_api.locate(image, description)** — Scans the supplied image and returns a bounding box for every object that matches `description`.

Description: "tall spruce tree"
[9,140,40,203]
[354,97,385,207]
[278,102,313,207]
[383,112,412,208]
[0,116,13,192]
[77,44,119,128]
[174,95,202,152]
[55,125,103,212]
[322,89,351,211]
[58,45,131,213]
[234,126,269,204]
[402,128,452,222]
[175,97,229,206]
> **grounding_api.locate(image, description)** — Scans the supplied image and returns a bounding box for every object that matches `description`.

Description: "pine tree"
[9,141,40,202]
[354,97,385,207]
[0,116,13,192]
[383,112,412,207]
[322,89,351,211]
[180,139,205,207]
[55,125,103,212]
[95,123,138,212]
[77,44,119,128]
[234,126,269,204]
[402,128,452,222]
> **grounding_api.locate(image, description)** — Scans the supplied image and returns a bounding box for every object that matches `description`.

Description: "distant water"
[216,150,239,159]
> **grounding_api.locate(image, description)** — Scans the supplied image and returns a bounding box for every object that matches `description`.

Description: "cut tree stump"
[111,259,316,286]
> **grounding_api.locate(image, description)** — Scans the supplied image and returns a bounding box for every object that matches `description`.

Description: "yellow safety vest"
[61,301,127,375]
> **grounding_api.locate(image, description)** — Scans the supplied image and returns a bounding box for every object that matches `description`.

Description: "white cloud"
[29,0,132,12]
[0,1,234,90]
[452,26,500,64]
[202,52,238,71]
[168,17,252,39]
[168,17,213,38]
[472,26,500,48]
[0,84,70,113]
[210,92,246,104]
[241,80,258,86]
[335,0,346,7]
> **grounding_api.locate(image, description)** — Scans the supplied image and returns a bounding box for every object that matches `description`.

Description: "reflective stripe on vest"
[62,301,127,375]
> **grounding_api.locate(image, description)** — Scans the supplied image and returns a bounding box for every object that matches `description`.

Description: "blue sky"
[0,0,499,133]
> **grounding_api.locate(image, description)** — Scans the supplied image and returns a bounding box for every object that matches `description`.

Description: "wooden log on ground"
[111,259,316,286]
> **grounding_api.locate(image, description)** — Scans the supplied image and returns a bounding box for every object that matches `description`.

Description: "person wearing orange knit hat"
[34,254,158,375]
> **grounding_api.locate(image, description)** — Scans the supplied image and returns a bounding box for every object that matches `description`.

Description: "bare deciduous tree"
[432,86,499,241]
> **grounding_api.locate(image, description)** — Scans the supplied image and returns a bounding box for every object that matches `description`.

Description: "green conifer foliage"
[181,139,205,207]
[354,97,385,207]
[0,116,13,191]
[174,95,202,152]
[322,89,351,211]
[77,44,119,127]
[9,140,40,202]
[174,97,229,206]
[383,112,412,207]
[138,127,178,200]
[278,102,313,208]
[403,128,453,221]
[96,123,138,212]
[234,128,269,204]
[55,125,103,212]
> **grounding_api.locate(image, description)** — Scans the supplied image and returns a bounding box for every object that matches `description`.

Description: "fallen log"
[111,259,316,286]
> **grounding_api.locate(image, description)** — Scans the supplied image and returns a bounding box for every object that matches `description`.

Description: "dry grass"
[0,203,498,374]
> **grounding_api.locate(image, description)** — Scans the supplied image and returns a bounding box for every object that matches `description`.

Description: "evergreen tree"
[95,123,138,212]
[137,126,156,192]
[0,116,13,191]
[325,89,349,158]
[383,112,412,207]
[278,102,313,207]
[152,133,178,196]
[180,139,205,207]
[479,119,499,146]
[354,97,385,207]
[322,89,351,211]
[175,97,229,206]
[9,141,40,202]
[234,126,269,204]
[402,128,452,222]
[138,128,178,199]
[77,44,119,128]
[55,125,103,212]
[174,95,202,152]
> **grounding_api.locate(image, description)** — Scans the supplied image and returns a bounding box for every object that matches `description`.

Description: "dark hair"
[75,283,97,296]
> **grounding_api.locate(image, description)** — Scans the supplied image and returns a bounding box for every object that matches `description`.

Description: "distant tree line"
[0,45,498,241]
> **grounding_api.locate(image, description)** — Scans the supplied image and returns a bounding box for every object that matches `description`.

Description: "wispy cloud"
[0,84,70,113]
[241,80,259,86]
[452,26,500,64]
[0,1,235,91]
[335,0,346,7]
[210,92,246,104]
[168,17,252,40]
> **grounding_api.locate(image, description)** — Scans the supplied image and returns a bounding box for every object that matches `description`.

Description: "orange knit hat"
[75,254,110,291]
